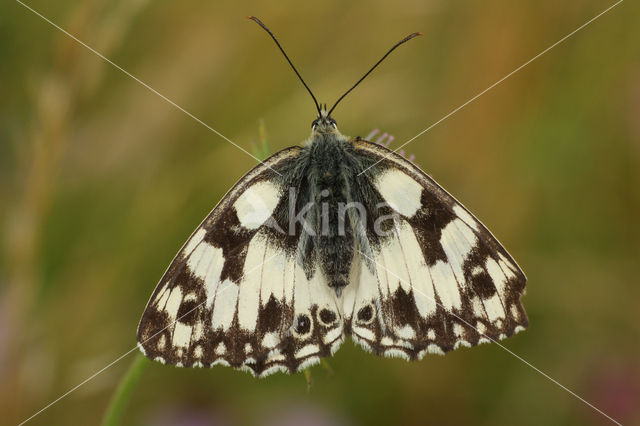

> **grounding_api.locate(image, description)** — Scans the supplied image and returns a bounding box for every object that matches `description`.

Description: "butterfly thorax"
[267,127,394,297]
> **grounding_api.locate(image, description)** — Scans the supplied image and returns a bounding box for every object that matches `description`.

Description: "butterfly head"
[311,107,338,134]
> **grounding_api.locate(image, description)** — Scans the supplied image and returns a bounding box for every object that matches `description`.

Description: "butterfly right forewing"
[344,139,527,359]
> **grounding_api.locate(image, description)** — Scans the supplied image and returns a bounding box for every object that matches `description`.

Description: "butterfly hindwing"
[345,139,528,359]
[137,146,344,377]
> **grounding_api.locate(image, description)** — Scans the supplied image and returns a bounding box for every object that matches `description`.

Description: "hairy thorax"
[274,129,389,296]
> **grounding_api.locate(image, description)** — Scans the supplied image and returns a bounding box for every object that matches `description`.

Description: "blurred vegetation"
[1,0,639,425]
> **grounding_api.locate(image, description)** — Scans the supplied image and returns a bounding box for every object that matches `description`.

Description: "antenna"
[328,32,422,116]
[248,16,322,116]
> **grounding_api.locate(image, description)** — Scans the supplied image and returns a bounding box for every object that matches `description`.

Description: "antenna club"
[400,32,423,43]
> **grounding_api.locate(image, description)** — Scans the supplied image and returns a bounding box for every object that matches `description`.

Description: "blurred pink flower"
[586,358,640,424]
[261,402,348,426]
[143,406,230,426]
[366,129,415,162]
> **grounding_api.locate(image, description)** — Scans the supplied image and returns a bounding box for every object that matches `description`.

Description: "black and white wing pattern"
[343,139,528,359]
[137,147,344,377]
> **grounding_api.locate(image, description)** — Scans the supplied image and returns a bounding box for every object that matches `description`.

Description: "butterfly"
[137,16,528,377]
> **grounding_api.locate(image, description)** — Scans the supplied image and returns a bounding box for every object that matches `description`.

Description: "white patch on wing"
[267,350,284,362]
[427,344,444,355]
[203,246,225,309]
[157,334,166,350]
[293,263,316,322]
[193,345,203,359]
[430,260,462,311]
[308,274,340,327]
[439,218,477,295]
[282,255,296,307]
[347,257,378,322]
[154,287,170,310]
[476,322,487,334]
[454,340,470,349]
[260,365,288,377]
[498,252,518,274]
[330,338,343,354]
[342,273,357,320]
[378,231,410,294]
[499,259,518,280]
[164,286,183,322]
[295,261,342,345]
[385,349,410,360]
[296,344,319,359]
[472,297,485,317]
[485,257,507,299]
[397,324,416,340]
[453,323,464,338]
[483,294,506,322]
[304,268,343,333]
[237,236,266,331]
[453,205,479,231]
[297,357,321,371]
[260,243,286,306]
[172,322,192,348]
[471,265,484,276]
[292,267,310,318]
[381,336,393,346]
[187,241,222,281]
[192,321,204,340]
[261,332,279,349]
[323,327,343,344]
[211,280,238,331]
[215,342,226,355]
[375,169,423,217]
[353,326,375,341]
[233,180,280,229]
[394,221,437,318]
[510,304,520,320]
[184,228,207,255]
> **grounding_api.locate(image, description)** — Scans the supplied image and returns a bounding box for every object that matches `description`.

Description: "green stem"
[101,353,149,426]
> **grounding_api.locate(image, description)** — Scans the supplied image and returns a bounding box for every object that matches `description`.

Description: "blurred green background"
[1,0,639,425]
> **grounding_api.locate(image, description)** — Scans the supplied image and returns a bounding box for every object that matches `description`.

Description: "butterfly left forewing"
[137,146,344,376]
[347,138,527,359]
